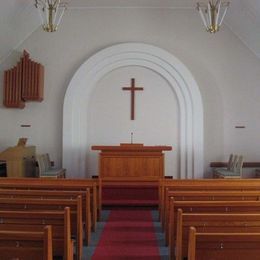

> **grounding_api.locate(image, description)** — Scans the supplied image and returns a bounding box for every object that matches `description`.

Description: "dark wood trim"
[210,162,260,168]
[92,144,172,152]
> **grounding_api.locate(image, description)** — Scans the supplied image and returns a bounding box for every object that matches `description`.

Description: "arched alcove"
[63,43,204,179]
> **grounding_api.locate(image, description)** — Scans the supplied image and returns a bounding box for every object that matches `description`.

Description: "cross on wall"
[122,78,144,120]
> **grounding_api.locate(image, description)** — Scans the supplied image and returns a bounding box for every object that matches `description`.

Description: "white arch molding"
[63,43,204,179]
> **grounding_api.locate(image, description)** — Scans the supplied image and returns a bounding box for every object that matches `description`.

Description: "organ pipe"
[3,50,44,108]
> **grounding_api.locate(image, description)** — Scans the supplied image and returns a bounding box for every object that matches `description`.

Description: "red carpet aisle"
[92,209,161,259]
[102,186,158,206]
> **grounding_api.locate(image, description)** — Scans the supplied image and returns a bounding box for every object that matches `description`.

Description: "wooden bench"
[0,196,82,260]
[0,177,99,230]
[0,188,91,245]
[0,208,72,259]
[0,225,53,260]
[164,190,260,243]
[168,200,260,258]
[188,227,260,260]
[176,210,260,260]
[159,179,260,228]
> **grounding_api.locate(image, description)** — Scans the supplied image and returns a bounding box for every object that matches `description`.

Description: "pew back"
[159,179,260,222]
[169,200,260,258]
[0,177,99,230]
[0,225,53,260]
[0,188,91,245]
[164,190,260,238]
[176,210,260,260]
[0,208,72,260]
[0,196,82,260]
[188,227,260,260]
[164,190,260,245]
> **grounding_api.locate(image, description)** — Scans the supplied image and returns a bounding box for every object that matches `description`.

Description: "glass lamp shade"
[35,0,67,32]
[197,0,230,33]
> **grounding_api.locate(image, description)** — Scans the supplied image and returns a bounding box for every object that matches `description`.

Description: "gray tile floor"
[151,210,169,260]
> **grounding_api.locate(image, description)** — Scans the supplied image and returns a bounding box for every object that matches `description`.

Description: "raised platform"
[99,177,160,207]
[102,185,158,206]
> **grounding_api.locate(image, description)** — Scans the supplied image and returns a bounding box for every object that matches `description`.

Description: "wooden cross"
[122,78,144,120]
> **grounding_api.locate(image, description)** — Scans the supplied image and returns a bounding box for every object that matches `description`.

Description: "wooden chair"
[213,153,234,171]
[188,227,260,260]
[214,155,244,178]
[36,153,66,178]
[0,225,53,260]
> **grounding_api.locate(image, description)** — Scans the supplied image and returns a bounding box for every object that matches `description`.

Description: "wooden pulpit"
[91,143,172,179]
[0,140,36,178]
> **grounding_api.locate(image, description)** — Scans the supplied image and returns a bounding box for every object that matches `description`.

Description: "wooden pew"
[159,178,260,224]
[0,196,82,260]
[0,188,91,245]
[160,179,260,228]
[188,227,260,260]
[168,200,260,258]
[0,177,99,230]
[0,225,53,260]
[164,190,260,243]
[0,208,72,259]
[176,210,260,260]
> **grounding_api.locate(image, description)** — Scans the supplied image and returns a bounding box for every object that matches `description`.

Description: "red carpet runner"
[102,186,158,206]
[92,209,161,259]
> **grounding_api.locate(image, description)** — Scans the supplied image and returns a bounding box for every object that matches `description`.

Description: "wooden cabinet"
[91,143,172,179]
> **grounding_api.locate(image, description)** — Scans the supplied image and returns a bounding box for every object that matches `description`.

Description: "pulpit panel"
[100,154,164,178]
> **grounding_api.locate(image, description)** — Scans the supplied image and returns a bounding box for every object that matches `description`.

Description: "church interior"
[1,0,260,259]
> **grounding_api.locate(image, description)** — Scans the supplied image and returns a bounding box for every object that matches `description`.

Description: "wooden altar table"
[91,143,172,179]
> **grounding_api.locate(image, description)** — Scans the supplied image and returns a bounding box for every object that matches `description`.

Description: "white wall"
[86,66,179,177]
[0,8,260,177]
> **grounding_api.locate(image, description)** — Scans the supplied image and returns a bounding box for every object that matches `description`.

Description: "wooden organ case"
[3,50,44,108]
[0,140,36,178]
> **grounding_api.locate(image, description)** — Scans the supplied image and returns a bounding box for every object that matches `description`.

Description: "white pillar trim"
[63,43,204,179]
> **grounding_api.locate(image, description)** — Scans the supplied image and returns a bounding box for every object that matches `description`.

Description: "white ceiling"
[1,0,260,63]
